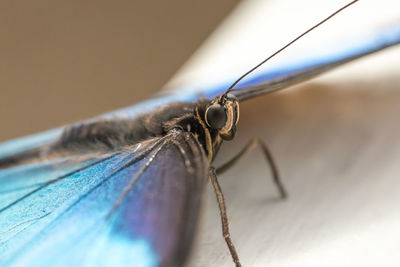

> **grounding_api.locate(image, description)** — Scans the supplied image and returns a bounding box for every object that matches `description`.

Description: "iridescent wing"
[0,132,207,267]
[2,23,399,161]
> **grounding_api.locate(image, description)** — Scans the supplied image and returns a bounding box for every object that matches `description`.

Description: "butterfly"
[1,1,400,266]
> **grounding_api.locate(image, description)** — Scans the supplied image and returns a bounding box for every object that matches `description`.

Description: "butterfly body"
[0,96,231,169]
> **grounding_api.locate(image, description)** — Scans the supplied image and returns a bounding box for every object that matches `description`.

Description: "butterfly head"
[204,93,239,141]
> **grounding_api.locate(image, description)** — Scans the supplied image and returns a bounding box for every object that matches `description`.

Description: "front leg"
[209,167,242,267]
[217,138,287,198]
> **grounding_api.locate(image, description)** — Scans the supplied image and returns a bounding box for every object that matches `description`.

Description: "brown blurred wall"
[0,1,239,142]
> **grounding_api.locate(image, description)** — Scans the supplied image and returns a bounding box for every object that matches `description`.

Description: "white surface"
[166,0,400,266]
[168,0,400,88]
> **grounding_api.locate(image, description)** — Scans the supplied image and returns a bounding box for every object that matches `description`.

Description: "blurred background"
[0,0,239,142]
[2,0,400,266]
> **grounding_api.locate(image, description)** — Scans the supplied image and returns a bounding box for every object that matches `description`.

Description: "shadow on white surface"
[188,72,400,266]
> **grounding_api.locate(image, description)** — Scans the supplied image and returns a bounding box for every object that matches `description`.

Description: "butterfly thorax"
[56,92,238,159]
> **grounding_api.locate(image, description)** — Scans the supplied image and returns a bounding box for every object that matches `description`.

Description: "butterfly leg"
[216,138,287,198]
[209,167,242,267]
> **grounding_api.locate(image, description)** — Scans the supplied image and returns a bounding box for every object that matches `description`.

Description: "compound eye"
[205,103,227,130]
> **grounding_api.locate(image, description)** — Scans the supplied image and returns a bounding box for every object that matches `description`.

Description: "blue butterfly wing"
[2,23,399,160]
[0,129,62,164]
[0,132,207,267]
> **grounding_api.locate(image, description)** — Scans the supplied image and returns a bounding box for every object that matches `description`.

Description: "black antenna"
[224,0,359,95]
